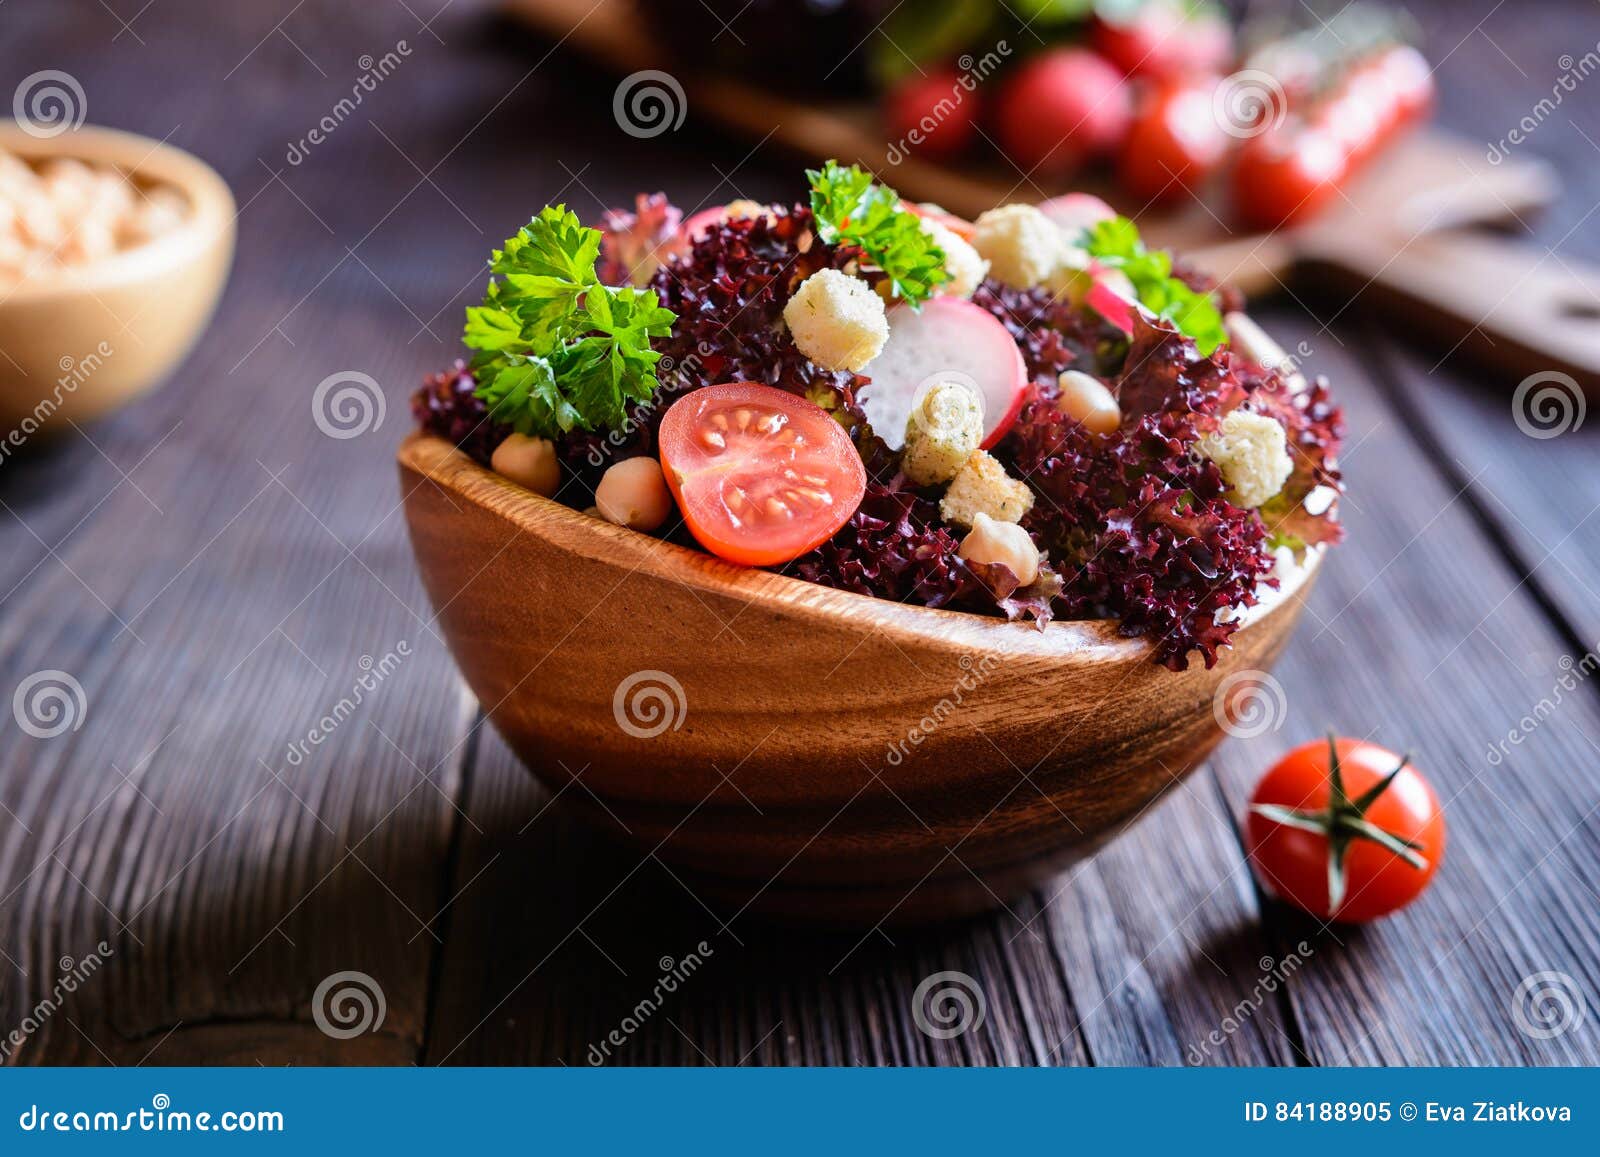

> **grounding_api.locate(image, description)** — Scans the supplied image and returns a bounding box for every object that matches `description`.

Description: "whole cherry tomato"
[1247,736,1445,923]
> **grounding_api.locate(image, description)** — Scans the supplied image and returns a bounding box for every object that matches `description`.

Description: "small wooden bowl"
[0,123,235,432]
[400,434,1319,924]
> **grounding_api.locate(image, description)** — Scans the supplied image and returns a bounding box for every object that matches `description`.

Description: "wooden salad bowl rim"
[398,432,1322,654]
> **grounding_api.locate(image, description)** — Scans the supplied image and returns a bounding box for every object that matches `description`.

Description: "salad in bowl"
[412,162,1341,671]
[400,162,1342,921]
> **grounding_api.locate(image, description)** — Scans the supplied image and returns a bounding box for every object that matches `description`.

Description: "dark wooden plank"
[1204,309,1600,1065]
[424,681,1296,1066]
[1354,0,1600,656]
[0,0,516,1064]
[6,0,1595,1070]
[421,723,1098,1066]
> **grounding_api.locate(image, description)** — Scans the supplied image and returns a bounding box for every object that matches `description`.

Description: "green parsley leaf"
[463,205,676,438]
[1084,216,1227,355]
[806,161,949,306]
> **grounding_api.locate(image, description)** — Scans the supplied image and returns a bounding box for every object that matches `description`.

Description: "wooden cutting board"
[505,0,1600,391]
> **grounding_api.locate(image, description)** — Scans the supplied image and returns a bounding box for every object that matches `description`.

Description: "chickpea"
[0,147,190,285]
[489,433,560,497]
[1224,311,1306,391]
[1056,369,1121,435]
[957,512,1041,586]
[595,456,674,532]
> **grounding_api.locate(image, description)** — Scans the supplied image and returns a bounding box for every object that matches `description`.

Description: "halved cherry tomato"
[658,382,866,568]
[1246,736,1445,923]
[1119,78,1230,203]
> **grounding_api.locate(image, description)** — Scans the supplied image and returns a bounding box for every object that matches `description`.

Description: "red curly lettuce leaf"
[793,482,978,608]
[1236,368,1345,556]
[966,558,1065,629]
[1000,315,1284,670]
[596,193,687,287]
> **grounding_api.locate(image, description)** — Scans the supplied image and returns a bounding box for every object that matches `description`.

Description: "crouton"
[971,204,1064,290]
[921,218,990,299]
[783,268,889,371]
[1198,409,1293,508]
[902,381,984,485]
[940,450,1034,526]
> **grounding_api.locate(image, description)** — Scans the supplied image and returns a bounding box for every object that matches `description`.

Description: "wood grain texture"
[399,432,1315,924]
[1,0,1597,1068]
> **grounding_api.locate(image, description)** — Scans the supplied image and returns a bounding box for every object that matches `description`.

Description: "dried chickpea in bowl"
[0,122,235,431]
[0,148,190,287]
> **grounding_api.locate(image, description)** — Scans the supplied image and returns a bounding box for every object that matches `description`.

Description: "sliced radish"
[858,297,1027,451]
[900,199,977,243]
[681,205,727,243]
[1036,193,1117,241]
[1055,251,1139,335]
[1085,275,1137,335]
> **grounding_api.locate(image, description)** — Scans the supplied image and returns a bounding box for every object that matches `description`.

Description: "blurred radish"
[1053,251,1139,334]
[1092,1,1233,80]
[901,200,977,243]
[883,68,979,161]
[1035,193,1116,242]
[1232,128,1348,229]
[995,49,1131,176]
[859,298,1027,450]
[1119,79,1229,202]
[1231,45,1433,229]
[681,205,727,243]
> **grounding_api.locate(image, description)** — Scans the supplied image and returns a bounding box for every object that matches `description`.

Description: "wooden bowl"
[399,433,1319,924]
[0,123,235,432]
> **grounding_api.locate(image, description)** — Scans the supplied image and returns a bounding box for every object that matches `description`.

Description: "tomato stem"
[1248,733,1430,917]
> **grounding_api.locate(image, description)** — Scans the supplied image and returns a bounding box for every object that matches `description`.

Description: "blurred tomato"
[1120,78,1229,202]
[995,48,1131,175]
[883,67,979,161]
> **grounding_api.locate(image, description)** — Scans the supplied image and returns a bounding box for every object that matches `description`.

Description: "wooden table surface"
[2,0,1598,1066]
